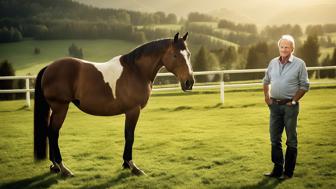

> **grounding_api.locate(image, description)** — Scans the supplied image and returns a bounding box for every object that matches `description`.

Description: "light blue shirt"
[263,55,310,99]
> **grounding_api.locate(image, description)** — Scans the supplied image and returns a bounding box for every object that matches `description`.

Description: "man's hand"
[265,97,272,105]
[263,84,272,105]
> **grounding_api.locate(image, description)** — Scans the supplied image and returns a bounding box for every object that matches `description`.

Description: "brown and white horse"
[34,32,194,176]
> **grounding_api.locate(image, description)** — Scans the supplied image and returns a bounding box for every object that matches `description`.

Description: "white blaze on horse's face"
[88,55,123,99]
[180,50,193,74]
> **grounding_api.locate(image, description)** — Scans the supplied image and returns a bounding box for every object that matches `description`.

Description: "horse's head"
[162,32,195,91]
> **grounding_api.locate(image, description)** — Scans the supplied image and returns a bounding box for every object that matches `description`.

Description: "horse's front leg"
[122,106,146,176]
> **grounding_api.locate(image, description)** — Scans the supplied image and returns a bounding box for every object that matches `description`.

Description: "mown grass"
[0,85,335,189]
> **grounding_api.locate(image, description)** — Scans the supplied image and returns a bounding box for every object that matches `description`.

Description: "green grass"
[0,85,335,189]
[0,39,138,75]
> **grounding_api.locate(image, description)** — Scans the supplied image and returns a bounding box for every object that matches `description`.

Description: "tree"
[34,47,40,54]
[68,43,83,59]
[0,27,23,42]
[218,46,237,70]
[331,48,336,66]
[321,48,336,78]
[297,35,320,78]
[292,24,303,38]
[245,42,269,69]
[244,42,271,80]
[165,13,177,24]
[298,35,320,67]
[0,60,15,100]
[193,46,220,82]
[306,25,324,36]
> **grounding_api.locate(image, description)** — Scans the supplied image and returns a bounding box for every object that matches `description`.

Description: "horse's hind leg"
[48,102,74,177]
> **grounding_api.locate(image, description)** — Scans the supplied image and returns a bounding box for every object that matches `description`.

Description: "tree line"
[191,35,336,82]
[0,0,178,43]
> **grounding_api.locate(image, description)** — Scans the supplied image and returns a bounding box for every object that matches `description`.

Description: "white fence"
[0,66,335,108]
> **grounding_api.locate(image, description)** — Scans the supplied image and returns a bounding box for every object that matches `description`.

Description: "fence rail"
[1,66,336,108]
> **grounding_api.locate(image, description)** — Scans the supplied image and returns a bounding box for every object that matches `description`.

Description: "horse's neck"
[135,55,163,83]
[114,53,161,83]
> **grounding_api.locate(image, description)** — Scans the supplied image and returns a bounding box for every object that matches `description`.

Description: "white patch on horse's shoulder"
[85,55,123,99]
[180,50,193,74]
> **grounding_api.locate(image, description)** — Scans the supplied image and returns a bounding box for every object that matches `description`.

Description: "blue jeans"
[268,103,299,176]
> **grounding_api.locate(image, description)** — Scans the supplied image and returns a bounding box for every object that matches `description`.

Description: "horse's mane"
[121,38,172,64]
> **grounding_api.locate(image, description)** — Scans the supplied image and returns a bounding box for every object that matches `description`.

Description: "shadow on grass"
[79,171,132,189]
[0,105,30,113]
[240,177,282,189]
[0,172,58,189]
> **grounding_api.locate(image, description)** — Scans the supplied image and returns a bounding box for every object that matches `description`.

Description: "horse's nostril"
[185,80,193,89]
[185,80,190,87]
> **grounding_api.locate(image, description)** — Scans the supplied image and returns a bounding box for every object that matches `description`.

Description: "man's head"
[278,35,295,58]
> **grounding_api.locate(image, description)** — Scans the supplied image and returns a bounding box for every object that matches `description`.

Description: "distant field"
[0,85,335,189]
[189,22,218,28]
[0,34,334,76]
[0,39,138,75]
[319,47,335,63]
[150,24,182,31]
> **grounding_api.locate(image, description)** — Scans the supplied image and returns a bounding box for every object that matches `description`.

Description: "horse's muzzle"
[181,79,194,91]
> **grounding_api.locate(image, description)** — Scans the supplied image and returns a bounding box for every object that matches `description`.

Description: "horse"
[34,32,194,176]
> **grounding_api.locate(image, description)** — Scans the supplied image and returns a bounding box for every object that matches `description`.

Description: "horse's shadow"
[79,173,281,189]
[0,172,58,189]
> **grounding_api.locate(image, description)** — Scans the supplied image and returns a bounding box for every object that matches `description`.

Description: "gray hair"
[278,34,295,49]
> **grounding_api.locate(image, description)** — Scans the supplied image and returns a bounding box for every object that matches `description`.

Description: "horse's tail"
[34,66,49,160]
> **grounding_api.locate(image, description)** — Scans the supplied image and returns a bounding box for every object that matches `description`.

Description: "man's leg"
[266,104,285,177]
[283,104,299,178]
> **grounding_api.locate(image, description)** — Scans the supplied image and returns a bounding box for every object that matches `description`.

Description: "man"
[263,35,310,180]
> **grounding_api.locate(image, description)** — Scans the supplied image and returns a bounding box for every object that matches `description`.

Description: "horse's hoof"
[61,172,75,177]
[58,162,74,177]
[124,160,147,176]
[131,167,147,176]
[50,165,60,173]
[61,169,75,177]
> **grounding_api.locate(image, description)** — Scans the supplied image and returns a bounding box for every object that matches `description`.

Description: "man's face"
[279,40,293,58]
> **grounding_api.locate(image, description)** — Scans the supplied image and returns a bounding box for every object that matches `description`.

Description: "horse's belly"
[75,99,123,116]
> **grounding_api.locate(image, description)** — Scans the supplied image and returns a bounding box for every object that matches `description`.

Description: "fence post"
[220,73,224,104]
[25,78,30,108]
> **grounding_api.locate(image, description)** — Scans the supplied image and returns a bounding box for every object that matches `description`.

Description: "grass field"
[0,85,335,189]
[0,39,138,75]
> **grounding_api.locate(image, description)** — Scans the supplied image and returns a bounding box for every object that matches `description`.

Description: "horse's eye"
[173,54,177,58]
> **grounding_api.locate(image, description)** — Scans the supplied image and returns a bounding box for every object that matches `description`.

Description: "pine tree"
[0,60,15,100]
[193,46,220,82]
[298,35,320,67]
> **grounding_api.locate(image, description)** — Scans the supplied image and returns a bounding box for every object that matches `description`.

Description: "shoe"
[264,172,282,178]
[278,174,292,180]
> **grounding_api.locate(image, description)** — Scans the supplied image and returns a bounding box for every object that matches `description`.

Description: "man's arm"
[263,84,272,105]
[292,89,306,102]
[292,61,310,103]
[287,61,309,106]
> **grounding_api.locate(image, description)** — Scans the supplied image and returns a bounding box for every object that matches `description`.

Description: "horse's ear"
[182,32,188,41]
[174,32,179,43]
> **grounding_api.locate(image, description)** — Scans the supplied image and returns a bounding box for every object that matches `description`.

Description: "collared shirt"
[263,54,310,99]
